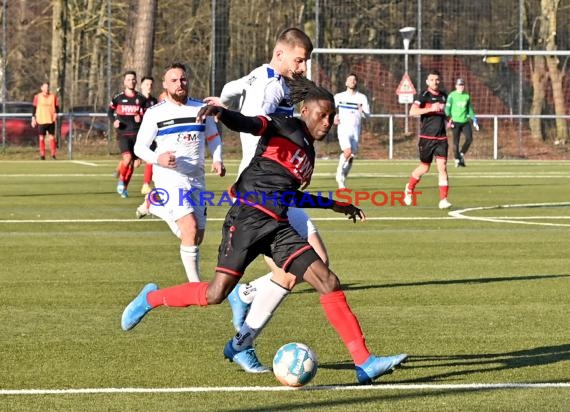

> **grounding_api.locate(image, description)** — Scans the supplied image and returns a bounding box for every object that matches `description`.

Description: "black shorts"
[418,137,448,164]
[216,205,320,278]
[118,135,137,156]
[38,123,56,136]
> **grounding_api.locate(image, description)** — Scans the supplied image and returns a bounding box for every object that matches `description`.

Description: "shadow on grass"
[319,344,570,383]
[400,343,570,383]
[294,273,570,294]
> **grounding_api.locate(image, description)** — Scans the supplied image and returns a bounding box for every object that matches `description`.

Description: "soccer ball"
[273,342,318,387]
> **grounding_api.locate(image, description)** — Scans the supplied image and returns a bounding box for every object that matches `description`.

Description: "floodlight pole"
[400,27,416,135]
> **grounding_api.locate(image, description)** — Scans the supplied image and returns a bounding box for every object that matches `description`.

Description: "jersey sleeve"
[467,95,476,119]
[205,117,222,163]
[360,94,371,118]
[134,112,159,164]
[444,92,453,116]
[220,77,246,108]
[260,79,285,115]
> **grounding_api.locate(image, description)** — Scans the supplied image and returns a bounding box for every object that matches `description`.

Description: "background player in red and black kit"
[107,70,147,198]
[121,75,408,385]
[403,70,452,209]
[139,75,159,195]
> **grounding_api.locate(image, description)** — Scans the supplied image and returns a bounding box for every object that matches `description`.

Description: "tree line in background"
[0,0,567,142]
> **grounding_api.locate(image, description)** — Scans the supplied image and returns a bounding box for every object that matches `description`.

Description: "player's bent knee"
[303,262,341,294]
[206,272,238,304]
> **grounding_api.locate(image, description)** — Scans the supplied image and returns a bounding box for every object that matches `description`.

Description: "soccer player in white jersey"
[134,62,225,283]
[333,73,370,189]
[204,28,331,373]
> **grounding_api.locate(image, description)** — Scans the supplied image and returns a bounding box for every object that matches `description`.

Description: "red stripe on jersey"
[206,133,219,141]
[260,136,313,185]
[247,203,289,221]
[257,115,269,134]
[419,135,447,140]
[215,267,243,277]
[228,185,288,221]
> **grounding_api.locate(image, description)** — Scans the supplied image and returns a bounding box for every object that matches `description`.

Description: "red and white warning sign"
[396,73,416,104]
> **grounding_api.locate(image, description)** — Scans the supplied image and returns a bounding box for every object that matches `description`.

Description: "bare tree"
[528,0,567,143]
[542,0,567,144]
[122,0,156,80]
[50,0,67,109]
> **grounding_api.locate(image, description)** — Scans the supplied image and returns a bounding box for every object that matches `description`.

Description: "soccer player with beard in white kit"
[134,62,226,283]
[204,28,330,372]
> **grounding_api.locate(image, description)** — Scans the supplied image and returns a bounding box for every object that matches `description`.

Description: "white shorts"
[150,174,207,230]
[338,127,360,153]
[287,207,317,240]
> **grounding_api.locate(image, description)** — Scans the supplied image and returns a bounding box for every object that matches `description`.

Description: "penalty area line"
[1,382,570,395]
[450,202,570,228]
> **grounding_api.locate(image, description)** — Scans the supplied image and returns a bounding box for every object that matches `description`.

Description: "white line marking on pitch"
[0,217,454,224]
[1,382,569,395]
[71,160,98,166]
[450,202,570,227]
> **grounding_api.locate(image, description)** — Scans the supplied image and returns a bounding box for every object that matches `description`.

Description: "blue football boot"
[223,339,270,373]
[355,353,408,384]
[121,283,158,331]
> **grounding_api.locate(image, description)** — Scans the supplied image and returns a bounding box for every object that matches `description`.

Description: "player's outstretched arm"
[331,202,366,223]
[197,106,264,135]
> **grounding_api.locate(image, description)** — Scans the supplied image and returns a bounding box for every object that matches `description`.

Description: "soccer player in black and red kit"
[107,70,147,198]
[121,75,408,385]
[403,70,452,209]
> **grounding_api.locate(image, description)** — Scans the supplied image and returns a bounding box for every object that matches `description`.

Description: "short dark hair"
[163,62,187,75]
[347,73,358,81]
[123,70,137,78]
[427,69,441,78]
[287,74,334,106]
[141,76,154,83]
[276,27,313,54]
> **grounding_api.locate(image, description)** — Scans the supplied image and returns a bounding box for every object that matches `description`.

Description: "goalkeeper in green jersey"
[445,78,479,167]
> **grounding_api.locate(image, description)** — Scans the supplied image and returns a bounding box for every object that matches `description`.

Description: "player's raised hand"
[203,96,227,108]
[197,105,224,123]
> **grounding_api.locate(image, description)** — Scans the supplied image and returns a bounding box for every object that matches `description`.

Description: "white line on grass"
[1,382,569,395]
[450,202,570,227]
[71,160,98,166]
[0,217,455,224]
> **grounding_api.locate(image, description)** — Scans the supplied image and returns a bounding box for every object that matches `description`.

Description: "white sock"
[240,272,273,304]
[180,245,200,282]
[336,154,353,187]
[233,280,290,350]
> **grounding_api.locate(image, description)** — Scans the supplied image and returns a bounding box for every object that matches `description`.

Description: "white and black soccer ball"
[272,342,318,387]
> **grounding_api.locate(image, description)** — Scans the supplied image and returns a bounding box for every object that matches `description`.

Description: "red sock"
[439,185,449,200]
[124,165,134,187]
[39,139,46,157]
[408,176,420,191]
[49,139,56,157]
[320,290,370,365]
[118,162,127,182]
[147,282,209,308]
[143,163,153,185]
